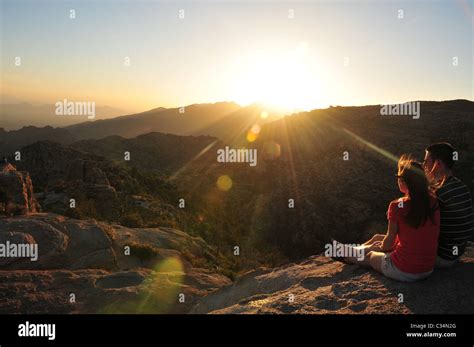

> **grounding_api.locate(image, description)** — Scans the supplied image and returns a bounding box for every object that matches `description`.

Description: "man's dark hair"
[426,142,456,169]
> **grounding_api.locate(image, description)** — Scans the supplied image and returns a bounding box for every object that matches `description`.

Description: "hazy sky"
[1,0,473,113]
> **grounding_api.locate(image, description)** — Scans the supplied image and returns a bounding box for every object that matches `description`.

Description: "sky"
[1,0,473,114]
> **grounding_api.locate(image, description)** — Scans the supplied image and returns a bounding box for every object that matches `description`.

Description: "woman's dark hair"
[398,154,437,228]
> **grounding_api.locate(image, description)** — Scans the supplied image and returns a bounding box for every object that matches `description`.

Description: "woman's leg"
[368,251,385,273]
[343,243,380,265]
[348,250,385,272]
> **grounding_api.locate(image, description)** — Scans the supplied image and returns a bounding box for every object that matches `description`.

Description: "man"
[424,142,474,268]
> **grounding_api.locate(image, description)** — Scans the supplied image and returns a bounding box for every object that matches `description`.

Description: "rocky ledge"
[192,243,474,314]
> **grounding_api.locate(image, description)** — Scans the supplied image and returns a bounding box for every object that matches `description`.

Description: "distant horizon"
[1,97,473,132]
[2,95,473,111]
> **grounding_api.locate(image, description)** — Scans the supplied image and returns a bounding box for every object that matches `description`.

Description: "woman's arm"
[381,220,398,252]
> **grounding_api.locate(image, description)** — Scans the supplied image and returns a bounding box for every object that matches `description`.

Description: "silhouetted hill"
[0,102,124,130]
[191,104,281,144]
[67,102,242,140]
[66,102,284,142]
[0,126,78,156]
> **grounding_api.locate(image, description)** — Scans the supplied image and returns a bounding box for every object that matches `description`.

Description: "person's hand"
[379,242,394,253]
[369,241,383,252]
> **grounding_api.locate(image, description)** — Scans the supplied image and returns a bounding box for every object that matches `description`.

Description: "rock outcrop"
[191,243,474,314]
[0,213,114,270]
[0,213,231,313]
[0,162,40,215]
[11,141,122,220]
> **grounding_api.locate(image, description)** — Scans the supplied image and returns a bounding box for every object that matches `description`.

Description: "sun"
[231,42,324,113]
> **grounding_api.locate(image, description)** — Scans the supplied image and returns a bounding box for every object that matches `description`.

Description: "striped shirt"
[435,176,474,260]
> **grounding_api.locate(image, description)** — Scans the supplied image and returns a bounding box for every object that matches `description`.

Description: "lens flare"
[246,131,257,142]
[263,141,281,159]
[97,256,184,314]
[246,124,261,143]
[217,175,233,191]
[251,124,261,134]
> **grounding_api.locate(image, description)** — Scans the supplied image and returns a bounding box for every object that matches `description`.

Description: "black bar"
[0,314,472,346]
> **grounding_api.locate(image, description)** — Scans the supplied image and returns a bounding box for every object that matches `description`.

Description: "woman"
[342,154,440,282]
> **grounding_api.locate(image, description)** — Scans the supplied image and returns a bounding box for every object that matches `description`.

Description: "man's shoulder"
[437,176,467,195]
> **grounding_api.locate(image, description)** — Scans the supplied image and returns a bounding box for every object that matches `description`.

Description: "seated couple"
[335,143,474,282]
